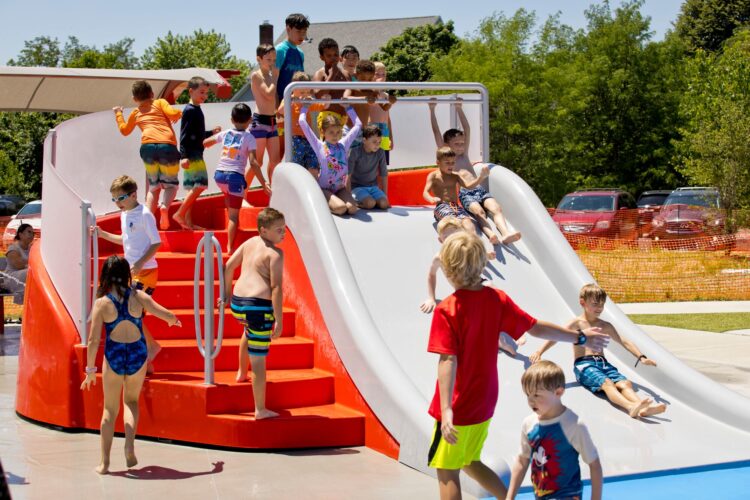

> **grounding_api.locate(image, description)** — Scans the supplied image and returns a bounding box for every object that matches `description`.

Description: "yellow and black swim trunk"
[427,418,491,470]
[230,296,275,357]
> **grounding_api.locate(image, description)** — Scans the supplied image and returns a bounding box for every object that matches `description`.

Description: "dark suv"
[649,187,724,239]
[552,189,638,239]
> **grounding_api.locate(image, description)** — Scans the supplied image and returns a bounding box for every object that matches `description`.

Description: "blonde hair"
[320,113,342,133]
[436,216,463,238]
[436,146,456,162]
[110,175,137,194]
[579,283,607,304]
[257,207,285,230]
[439,232,486,289]
[373,61,386,70]
[521,360,566,395]
[291,71,311,82]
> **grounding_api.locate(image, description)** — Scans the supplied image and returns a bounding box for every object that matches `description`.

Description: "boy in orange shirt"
[114,80,182,230]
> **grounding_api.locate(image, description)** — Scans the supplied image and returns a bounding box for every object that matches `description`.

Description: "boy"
[426,232,609,500]
[275,13,309,102]
[174,76,221,230]
[250,44,281,184]
[114,81,182,230]
[222,207,286,420]
[343,60,396,148]
[98,175,162,372]
[506,361,603,500]
[348,124,389,209]
[204,103,271,254]
[530,284,667,419]
[423,147,488,236]
[429,98,521,245]
[313,38,349,132]
[340,45,360,79]
[369,61,395,164]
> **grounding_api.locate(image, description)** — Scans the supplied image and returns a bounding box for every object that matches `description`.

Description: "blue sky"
[1,0,684,65]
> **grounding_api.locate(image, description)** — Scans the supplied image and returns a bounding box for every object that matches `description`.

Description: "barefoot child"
[222,208,286,420]
[313,38,350,133]
[250,44,281,183]
[81,256,180,474]
[369,61,396,164]
[530,283,667,419]
[429,99,521,245]
[506,361,603,500]
[347,124,390,209]
[174,76,221,230]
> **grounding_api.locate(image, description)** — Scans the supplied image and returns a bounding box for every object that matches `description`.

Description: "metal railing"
[193,231,226,385]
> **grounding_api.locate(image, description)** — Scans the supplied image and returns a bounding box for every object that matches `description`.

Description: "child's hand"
[113,106,123,114]
[454,96,463,109]
[170,317,182,328]
[212,126,222,134]
[180,158,190,170]
[428,98,437,111]
[272,322,283,339]
[262,184,272,196]
[583,327,609,350]
[431,196,442,204]
[479,165,490,178]
[420,298,436,314]
[216,297,225,309]
[642,357,657,367]
[440,409,458,445]
[529,351,543,364]
[131,263,143,276]
[80,372,96,391]
[388,93,398,105]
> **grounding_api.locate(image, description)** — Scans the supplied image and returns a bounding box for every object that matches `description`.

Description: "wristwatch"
[574,328,587,346]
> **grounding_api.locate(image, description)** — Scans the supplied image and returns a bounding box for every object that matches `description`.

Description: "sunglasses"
[112,191,135,203]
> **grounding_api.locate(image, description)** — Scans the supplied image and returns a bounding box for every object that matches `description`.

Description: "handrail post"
[203,231,215,385]
[80,200,92,344]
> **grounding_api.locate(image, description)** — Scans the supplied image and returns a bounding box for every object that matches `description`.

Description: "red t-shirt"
[427,286,537,426]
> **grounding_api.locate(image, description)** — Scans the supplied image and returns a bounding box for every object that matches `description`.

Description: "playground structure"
[14,80,750,495]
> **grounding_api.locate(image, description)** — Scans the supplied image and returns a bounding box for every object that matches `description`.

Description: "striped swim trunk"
[230,296,275,357]
[181,152,209,189]
[434,202,472,222]
[140,143,180,191]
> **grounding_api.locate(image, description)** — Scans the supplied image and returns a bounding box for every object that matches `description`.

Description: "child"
[275,13,309,102]
[299,104,362,216]
[98,175,164,373]
[250,44,281,183]
[204,103,271,255]
[347,124,389,209]
[313,38,349,133]
[429,98,521,245]
[81,255,180,474]
[343,59,395,149]
[222,208,286,420]
[530,284,667,419]
[426,232,609,500]
[340,45,360,79]
[277,72,330,177]
[505,361,603,500]
[423,147,488,236]
[174,76,221,230]
[369,61,396,164]
[114,80,182,230]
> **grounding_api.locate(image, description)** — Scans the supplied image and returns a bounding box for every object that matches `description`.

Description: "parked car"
[552,189,638,239]
[636,190,672,237]
[2,200,42,246]
[0,195,26,216]
[649,187,724,240]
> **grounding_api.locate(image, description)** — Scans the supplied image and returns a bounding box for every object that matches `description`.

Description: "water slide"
[271,162,750,493]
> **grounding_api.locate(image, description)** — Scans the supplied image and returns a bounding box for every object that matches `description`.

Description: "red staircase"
[76,197,366,449]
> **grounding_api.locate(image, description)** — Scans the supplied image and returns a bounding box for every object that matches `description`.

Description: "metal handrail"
[193,231,226,385]
[86,207,99,322]
[282,81,490,164]
[290,96,483,105]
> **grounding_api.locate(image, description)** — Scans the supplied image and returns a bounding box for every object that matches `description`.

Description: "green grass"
[629,313,750,333]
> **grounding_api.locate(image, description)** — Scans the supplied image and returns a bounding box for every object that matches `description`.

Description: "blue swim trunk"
[181,151,209,189]
[250,113,278,139]
[574,355,627,393]
[434,202,472,222]
[459,186,492,210]
[140,143,181,191]
[214,170,246,209]
[230,296,275,357]
[352,186,386,203]
[105,335,148,376]
[292,135,319,170]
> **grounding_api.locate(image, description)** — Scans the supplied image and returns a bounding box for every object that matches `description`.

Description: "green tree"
[7,36,62,66]
[63,37,139,69]
[371,21,459,85]
[0,151,31,198]
[675,0,750,53]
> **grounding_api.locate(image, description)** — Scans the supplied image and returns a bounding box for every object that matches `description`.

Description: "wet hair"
[286,13,310,30]
[439,232,486,289]
[443,128,464,144]
[318,38,339,56]
[292,71,311,82]
[187,76,208,90]
[521,360,566,395]
[356,60,375,75]
[362,124,382,140]
[231,103,253,124]
[97,255,132,298]
[110,175,138,194]
[341,45,359,58]
[257,207,285,230]
[436,146,456,162]
[580,283,607,304]
[14,223,33,240]
[256,44,275,58]
[436,217,462,238]
[131,80,153,101]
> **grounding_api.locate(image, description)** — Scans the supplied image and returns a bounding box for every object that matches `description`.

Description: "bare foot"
[159,207,170,230]
[487,249,497,260]
[255,409,279,420]
[95,462,110,474]
[189,223,206,231]
[639,402,667,417]
[628,398,652,418]
[488,234,500,245]
[172,213,191,230]
[125,449,138,468]
[241,199,254,208]
[236,371,249,383]
[502,232,522,245]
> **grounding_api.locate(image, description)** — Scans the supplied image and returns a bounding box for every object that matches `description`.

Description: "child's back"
[232,236,281,299]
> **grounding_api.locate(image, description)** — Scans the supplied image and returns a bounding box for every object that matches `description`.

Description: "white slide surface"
[272,162,750,493]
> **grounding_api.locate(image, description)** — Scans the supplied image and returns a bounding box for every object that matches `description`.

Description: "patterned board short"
[459,186,492,209]
[292,135,320,170]
[140,143,180,191]
[434,202,472,222]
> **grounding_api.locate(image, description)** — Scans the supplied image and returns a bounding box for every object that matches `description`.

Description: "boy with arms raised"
[222,208,286,420]
[426,232,609,500]
[250,44,281,183]
[530,284,667,419]
[505,361,602,500]
[429,99,520,245]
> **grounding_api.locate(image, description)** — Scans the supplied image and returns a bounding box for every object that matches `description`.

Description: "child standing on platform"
[275,13,309,102]
[250,44,281,183]
[114,81,182,230]
[369,61,395,164]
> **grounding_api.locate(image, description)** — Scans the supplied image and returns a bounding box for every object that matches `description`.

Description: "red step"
[157,228,257,254]
[145,308,297,340]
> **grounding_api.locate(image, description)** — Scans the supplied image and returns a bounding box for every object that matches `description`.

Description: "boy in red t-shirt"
[426,232,609,500]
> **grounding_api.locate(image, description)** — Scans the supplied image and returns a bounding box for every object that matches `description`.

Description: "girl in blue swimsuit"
[81,255,180,474]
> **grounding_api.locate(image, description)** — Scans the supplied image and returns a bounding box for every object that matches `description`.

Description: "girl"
[80,255,181,474]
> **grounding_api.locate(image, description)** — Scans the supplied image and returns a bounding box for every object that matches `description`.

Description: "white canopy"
[0,67,235,114]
